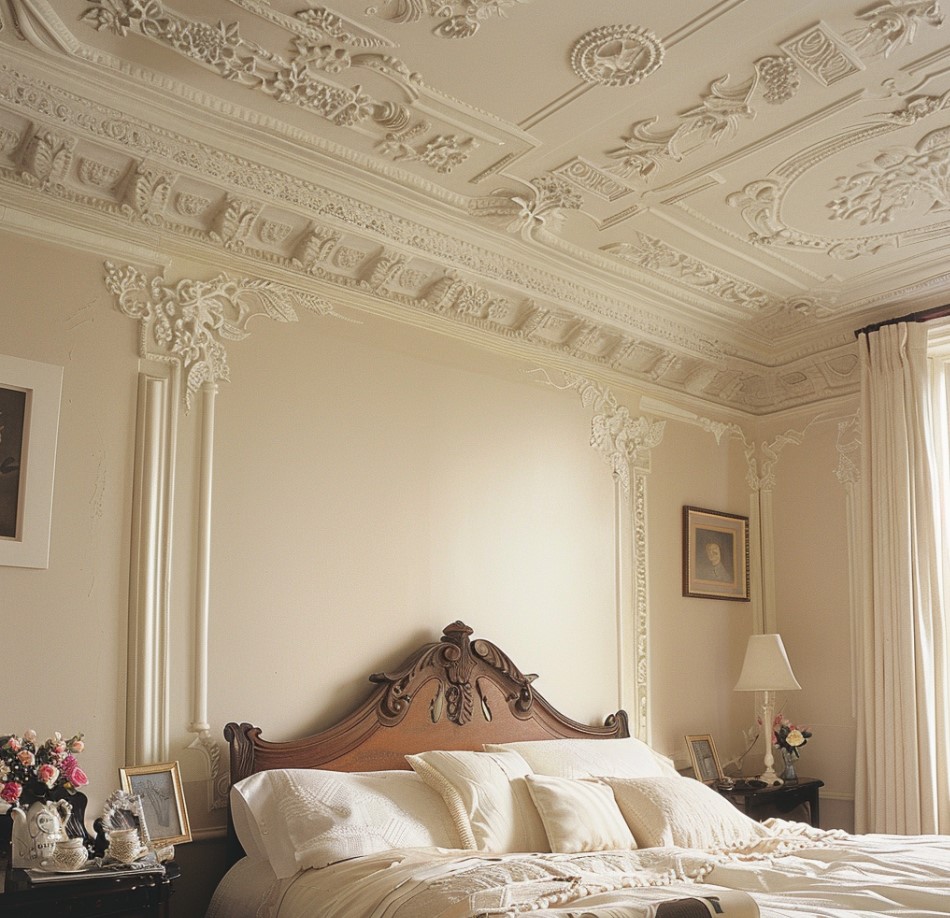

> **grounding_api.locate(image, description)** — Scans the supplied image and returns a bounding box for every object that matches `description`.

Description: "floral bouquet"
[772,715,812,758]
[0,730,87,808]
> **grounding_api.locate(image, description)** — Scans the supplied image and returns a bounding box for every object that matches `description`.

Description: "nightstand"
[0,862,179,917]
[720,777,824,828]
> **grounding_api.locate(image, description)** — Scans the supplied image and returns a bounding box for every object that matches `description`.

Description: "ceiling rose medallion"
[571,25,664,87]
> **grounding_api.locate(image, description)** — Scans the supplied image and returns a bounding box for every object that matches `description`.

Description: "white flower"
[786,729,805,747]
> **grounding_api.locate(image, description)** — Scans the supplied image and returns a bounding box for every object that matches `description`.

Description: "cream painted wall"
[2,232,138,817]
[769,413,857,830]
[644,419,759,768]
[200,309,620,743]
[2,226,859,910]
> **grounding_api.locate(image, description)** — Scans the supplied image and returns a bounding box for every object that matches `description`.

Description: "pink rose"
[37,764,60,788]
[66,766,88,788]
[5,737,20,753]
[52,742,66,756]
[69,738,84,754]
[17,750,35,767]
[0,781,22,804]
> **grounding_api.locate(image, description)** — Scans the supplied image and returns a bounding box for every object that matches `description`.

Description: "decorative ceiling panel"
[2,0,949,413]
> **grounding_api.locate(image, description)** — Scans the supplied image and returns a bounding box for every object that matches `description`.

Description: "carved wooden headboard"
[224,621,628,862]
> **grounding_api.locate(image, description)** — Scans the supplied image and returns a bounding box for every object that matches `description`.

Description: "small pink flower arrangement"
[0,730,87,807]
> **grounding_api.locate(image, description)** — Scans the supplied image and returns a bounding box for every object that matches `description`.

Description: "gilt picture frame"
[685,733,724,784]
[682,506,750,601]
[119,761,192,847]
[0,354,63,569]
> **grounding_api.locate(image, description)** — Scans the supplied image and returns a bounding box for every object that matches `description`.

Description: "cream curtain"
[855,322,950,834]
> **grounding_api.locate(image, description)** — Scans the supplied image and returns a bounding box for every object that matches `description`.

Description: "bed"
[208,622,950,918]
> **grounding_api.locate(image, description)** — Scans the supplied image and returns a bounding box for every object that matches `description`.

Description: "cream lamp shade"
[734,633,802,692]
[734,633,801,785]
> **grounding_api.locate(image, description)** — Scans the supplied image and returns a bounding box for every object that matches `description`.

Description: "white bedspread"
[212,821,950,918]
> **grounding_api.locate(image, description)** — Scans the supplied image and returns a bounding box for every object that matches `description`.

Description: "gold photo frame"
[118,760,192,847]
[685,733,724,784]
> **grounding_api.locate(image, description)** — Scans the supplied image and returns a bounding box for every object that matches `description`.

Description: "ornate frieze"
[603,234,771,313]
[570,26,665,88]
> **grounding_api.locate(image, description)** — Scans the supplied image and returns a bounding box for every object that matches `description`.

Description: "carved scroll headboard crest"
[371,621,537,727]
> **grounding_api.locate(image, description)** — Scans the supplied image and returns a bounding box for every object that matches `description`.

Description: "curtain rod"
[854,303,950,338]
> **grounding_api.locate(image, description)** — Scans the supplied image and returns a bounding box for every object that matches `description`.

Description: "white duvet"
[210,820,950,918]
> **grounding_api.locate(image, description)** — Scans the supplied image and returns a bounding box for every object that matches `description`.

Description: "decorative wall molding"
[570,26,665,88]
[103,261,344,411]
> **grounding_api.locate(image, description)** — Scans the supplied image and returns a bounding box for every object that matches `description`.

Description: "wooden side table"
[720,777,824,828]
[0,861,179,917]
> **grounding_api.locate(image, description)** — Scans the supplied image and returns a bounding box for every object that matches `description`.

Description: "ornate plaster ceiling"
[1,0,948,413]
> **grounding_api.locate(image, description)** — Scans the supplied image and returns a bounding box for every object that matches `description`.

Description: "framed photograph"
[682,506,750,601]
[685,733,724,784]
[0,354,63,569]
[119,761,192,847]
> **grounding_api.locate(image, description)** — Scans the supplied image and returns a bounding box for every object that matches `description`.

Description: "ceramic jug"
[10,798,72,868]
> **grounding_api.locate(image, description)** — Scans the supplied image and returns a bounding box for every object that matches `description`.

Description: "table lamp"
[734,633,801,785]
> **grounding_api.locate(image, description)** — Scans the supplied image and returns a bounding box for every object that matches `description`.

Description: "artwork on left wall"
[0,354,63,568]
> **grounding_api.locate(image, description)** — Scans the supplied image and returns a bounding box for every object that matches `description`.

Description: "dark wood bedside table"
[720,777,824,828]
[0,862,179,917]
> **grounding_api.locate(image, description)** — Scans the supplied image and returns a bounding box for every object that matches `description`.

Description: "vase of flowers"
[772,715,811,784]
[1,730,88,867]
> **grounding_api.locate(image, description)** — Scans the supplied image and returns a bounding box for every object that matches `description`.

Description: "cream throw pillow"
[484,737,677,780]
[406,749,549,852]
[524,774,637,853]
[606,776,768,850]
[231,768,461,878]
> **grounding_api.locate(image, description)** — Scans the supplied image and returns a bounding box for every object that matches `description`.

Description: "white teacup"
[107,828,147,864]
[48,837,89,872]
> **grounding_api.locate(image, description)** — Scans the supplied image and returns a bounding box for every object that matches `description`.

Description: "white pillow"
[231,768,460,878]
[605,776,768,850]
[484,737,676,780]
[524,774,637,854]
[406,749,549,853]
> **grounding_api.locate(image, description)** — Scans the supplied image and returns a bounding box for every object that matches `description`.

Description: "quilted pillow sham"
[231,768,460,878]
[605,775,768,850]
[524,774,637,853]
[484,736,677,780]
[406,749,549,853]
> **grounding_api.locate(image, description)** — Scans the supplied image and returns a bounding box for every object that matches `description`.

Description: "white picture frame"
[0,354,63,568]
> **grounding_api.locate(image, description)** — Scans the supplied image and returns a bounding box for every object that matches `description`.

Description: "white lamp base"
[757,768,784,787]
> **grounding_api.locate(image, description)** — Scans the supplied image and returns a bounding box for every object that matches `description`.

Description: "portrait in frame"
[0,354,63,569]
[682,506,750,601]
[685,733,724,785]
[119,761,192,847]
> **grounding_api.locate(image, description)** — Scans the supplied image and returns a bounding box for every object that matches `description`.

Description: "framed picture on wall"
[685,733,724,784]
[119,761,192,847]
[682,505,750,601]
[0,354,63,569]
